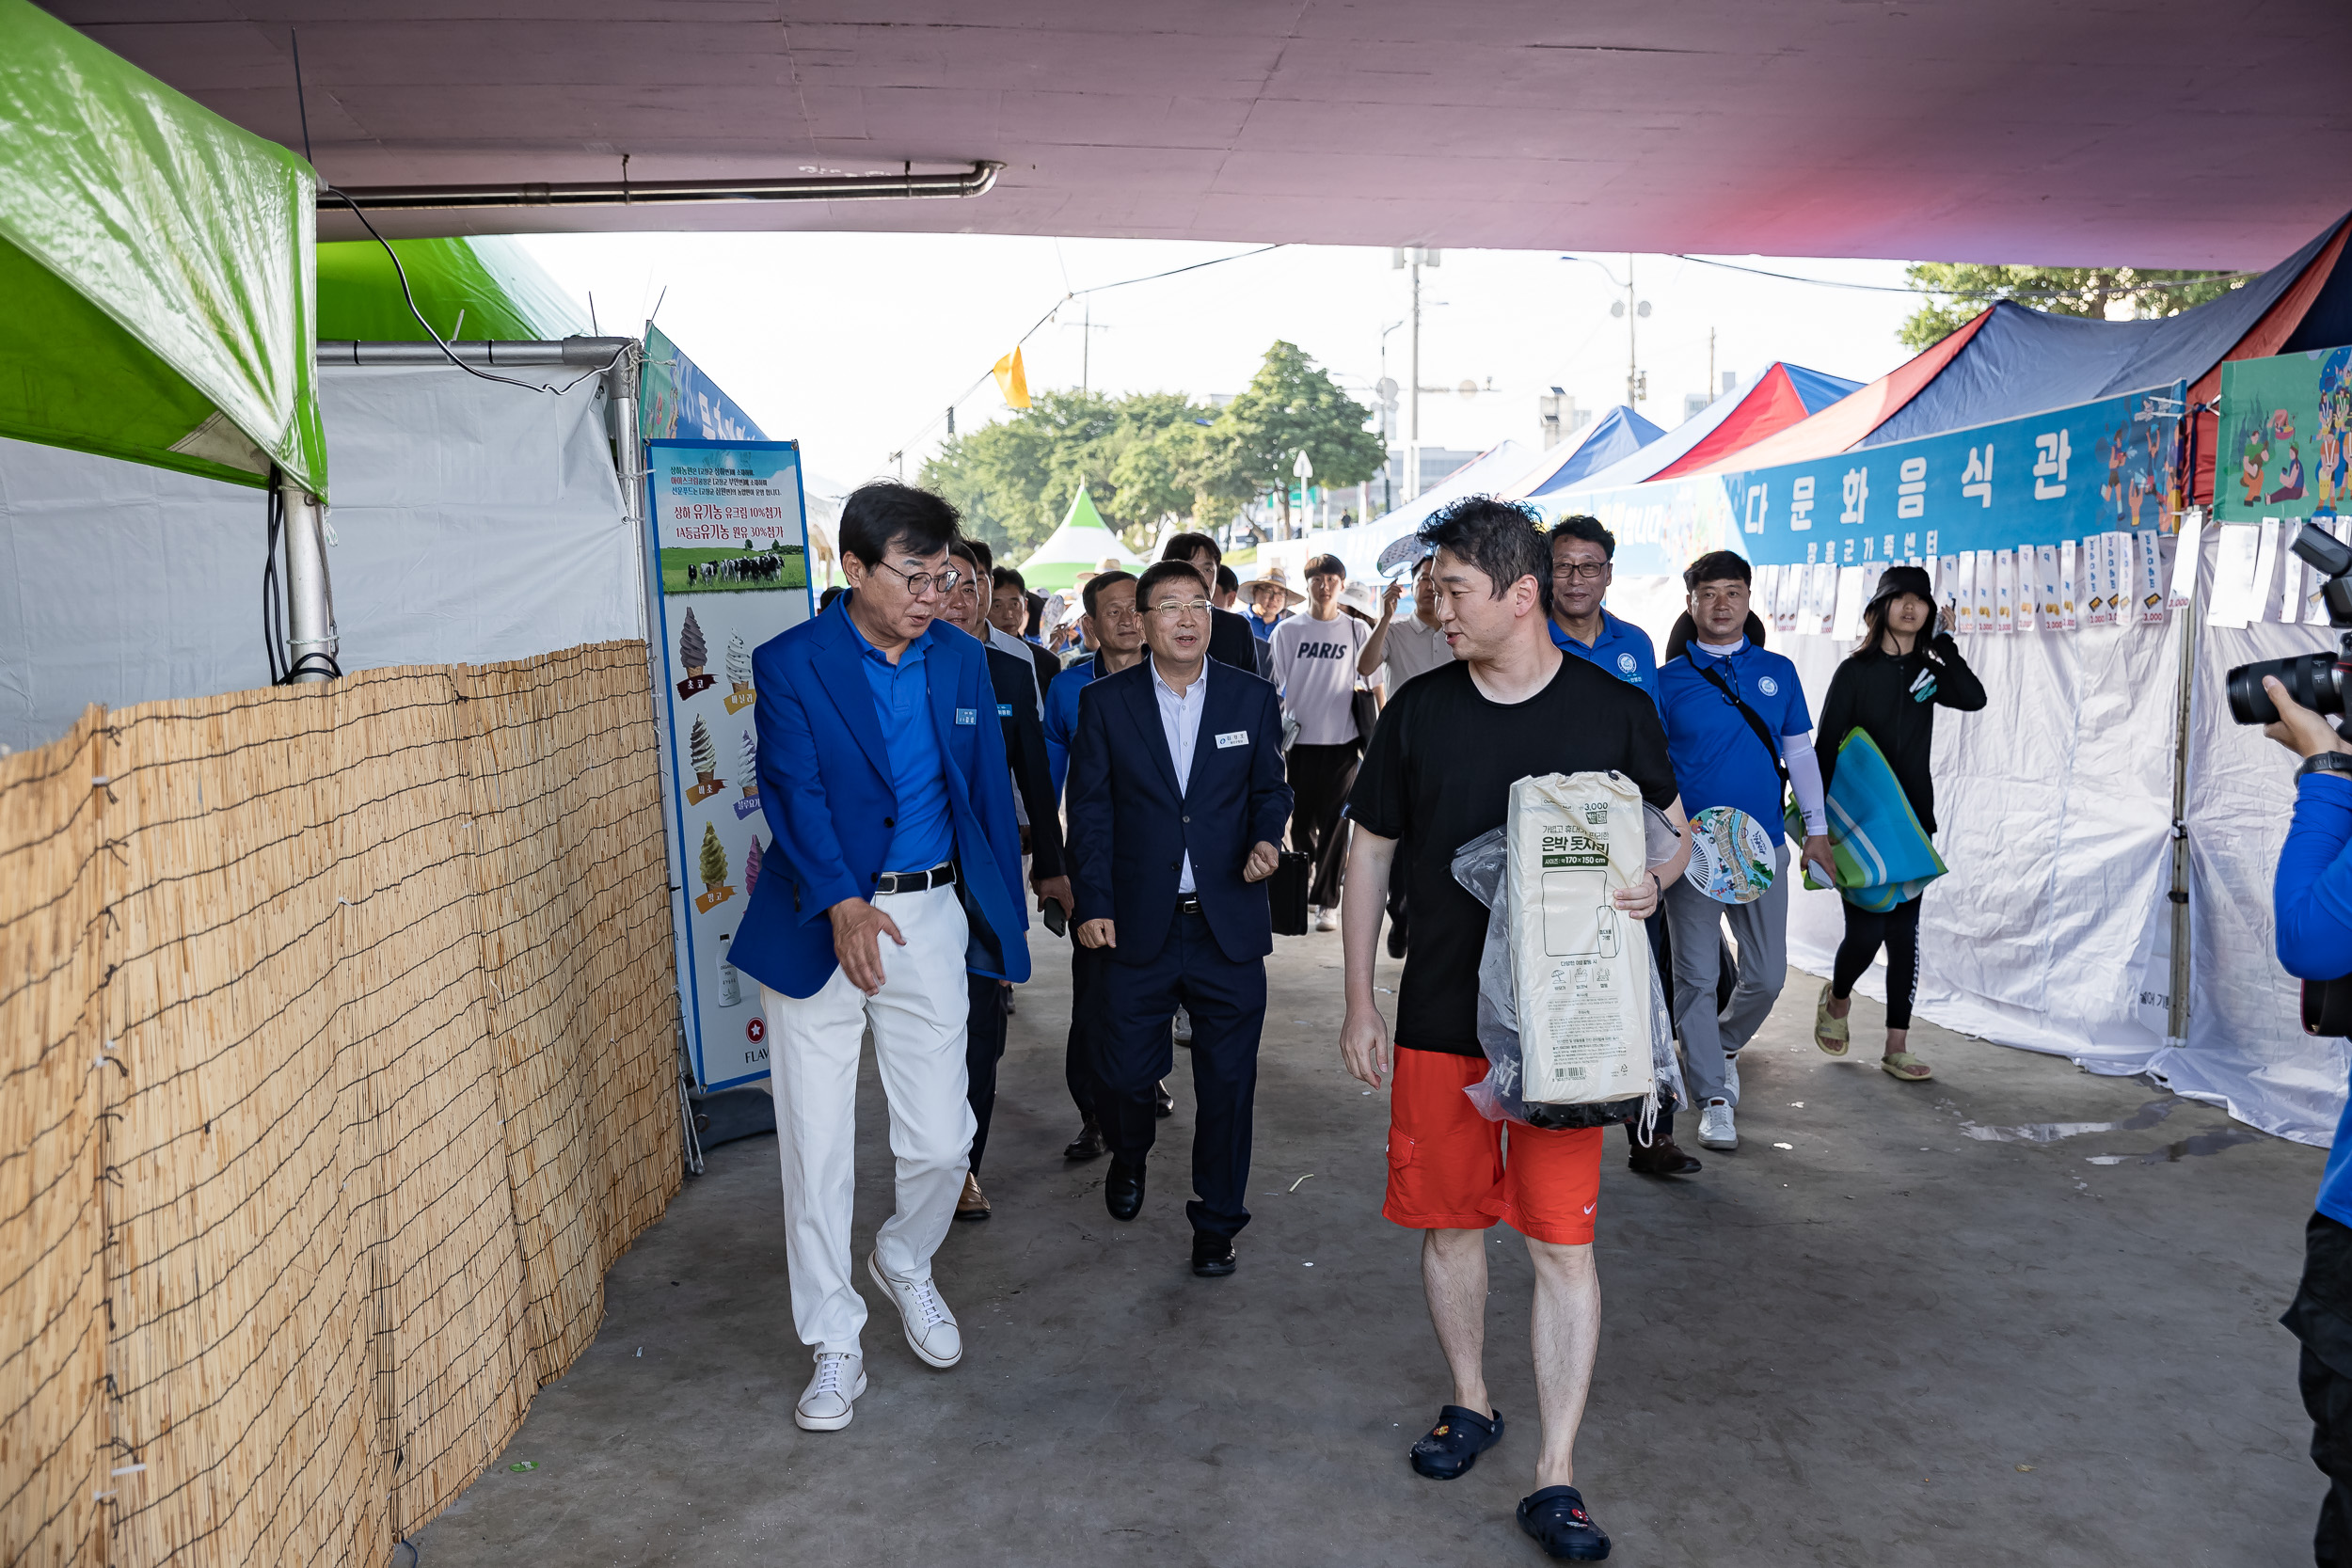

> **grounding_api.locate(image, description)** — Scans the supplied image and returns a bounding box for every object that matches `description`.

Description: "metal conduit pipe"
[316,337,636,366]
[322,160,1000,213]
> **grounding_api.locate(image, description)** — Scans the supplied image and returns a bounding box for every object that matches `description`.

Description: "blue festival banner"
[1564,383,2187,575]
[644,438,815,1090]
[640,323,768,445]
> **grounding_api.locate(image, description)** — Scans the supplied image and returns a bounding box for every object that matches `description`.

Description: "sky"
[518,232,1925,497]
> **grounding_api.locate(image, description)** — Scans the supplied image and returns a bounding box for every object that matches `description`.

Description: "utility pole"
[1083,295,1091,395]
[1393,247,1441,499]
[1624,258,1639,406]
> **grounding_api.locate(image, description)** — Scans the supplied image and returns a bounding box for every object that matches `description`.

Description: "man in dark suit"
[989,564,1063,705]
[941,539,1073,1221]
[1067,561,1294,1276]
[1159,531,1261,674]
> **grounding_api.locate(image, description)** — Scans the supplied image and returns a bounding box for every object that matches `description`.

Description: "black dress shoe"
[1626,1135,1702,1177]
[1153,1079,1175,1118]
[1062,1121,1105,1161]
[1104,1157,1145,1221]
[1190,1231,1235,1276]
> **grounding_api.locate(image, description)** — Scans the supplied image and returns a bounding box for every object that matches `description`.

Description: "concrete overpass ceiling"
[41,2,2351,267]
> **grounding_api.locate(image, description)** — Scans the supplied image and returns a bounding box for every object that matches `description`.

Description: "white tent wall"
[0,362,639,752]
[1762,533,2343,1147]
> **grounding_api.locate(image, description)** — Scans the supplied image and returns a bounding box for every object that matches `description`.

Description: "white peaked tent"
[1014,484,1148,592]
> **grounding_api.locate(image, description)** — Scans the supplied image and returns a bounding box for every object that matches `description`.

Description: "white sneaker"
[1698,1100,1738,1151]
[1723,1050,1740,1103]
[1314,906,1340,932]
[794,1352,866,1431]
[867,1251,962,1368]
[1172,1005,1194,1044]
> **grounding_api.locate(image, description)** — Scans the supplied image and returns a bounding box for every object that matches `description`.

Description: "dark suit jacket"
[1208,605,1260,673]
[1067,658,1293,966]
[1023,641,1062,705]
[983,642,1065,880]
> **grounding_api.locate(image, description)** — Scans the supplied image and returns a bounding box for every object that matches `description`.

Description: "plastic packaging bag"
[1452,772,1685,1132]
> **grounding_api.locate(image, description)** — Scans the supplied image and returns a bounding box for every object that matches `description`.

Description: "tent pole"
[280,482,339,682]
[2165,506,2205,1048]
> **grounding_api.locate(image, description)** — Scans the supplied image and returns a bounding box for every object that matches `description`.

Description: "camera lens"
[2227,651,2345,724]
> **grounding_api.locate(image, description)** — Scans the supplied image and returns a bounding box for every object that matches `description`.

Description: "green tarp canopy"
[318,235,593,342]
[1014,485,1148,592]
[0,0,326,496]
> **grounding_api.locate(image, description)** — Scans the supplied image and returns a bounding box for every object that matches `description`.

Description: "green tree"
[1191,341,1385,535]
[921,388,1211,555]
[1898,263,2247,350]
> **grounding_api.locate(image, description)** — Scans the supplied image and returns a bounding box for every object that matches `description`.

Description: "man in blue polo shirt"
[1657,550,1831,1155]
[1546,514,1659,706]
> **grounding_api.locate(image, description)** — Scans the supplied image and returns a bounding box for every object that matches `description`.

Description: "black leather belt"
[1175,895,1202,915]
[875,862,956,895]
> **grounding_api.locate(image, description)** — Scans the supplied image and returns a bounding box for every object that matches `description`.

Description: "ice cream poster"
[646,437,816,1089]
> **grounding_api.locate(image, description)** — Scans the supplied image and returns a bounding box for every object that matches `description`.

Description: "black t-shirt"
[1346,653,1677,1057]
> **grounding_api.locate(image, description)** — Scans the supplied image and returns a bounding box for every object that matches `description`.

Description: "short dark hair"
[818,584,846,612]
[1215,563,1239,594]
[1683,549,1752,591]
[991,565,1026,594]
[838,481,959,567]
[1304,553,1346,580]
[946,536,983,574]
[1161,531,1221,567]
[1419,496,1545,600]
[1082,569,1136,620]
[1549,514,1615,562]
[1136,559,1210,610]
[966,537,994,574]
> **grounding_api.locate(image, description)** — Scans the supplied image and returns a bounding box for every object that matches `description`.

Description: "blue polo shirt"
[1550,609,1660,709]
[848,611,954,873]
[1656,641,1811,846]
[1041,653,1104,800]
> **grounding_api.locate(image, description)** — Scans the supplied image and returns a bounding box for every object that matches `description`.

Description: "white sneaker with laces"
[1723,1050,1740,1103]
[867,1251,962,1368]
[1698,1099,1738,1151]
[1314,906,1340,932]
[794,1352,866,1432]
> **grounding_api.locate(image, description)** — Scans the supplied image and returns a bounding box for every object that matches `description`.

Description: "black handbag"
[1267,848,1313,936]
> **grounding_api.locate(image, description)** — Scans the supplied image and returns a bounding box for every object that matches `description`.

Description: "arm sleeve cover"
[1782,731,1828,836]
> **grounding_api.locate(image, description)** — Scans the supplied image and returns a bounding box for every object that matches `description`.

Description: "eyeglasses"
[1550,562,1610,581]
[1147,597,1212,618]
[866,560,962,598]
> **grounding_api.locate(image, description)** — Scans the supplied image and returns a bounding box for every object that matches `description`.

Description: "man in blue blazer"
[729,482,1028,1433]
[1068,560,1294,1276]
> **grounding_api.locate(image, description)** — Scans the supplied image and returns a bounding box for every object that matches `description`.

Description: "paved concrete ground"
[418,924,2327,1567]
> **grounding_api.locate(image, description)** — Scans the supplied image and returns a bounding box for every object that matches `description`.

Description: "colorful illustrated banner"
[2217,346,2352,523]
[640,323,769,445]
[645,437,814,1090]
[1567,383,2187,575]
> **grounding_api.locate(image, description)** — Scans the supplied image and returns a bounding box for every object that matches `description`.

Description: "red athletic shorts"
[1382,1046,1603,1245]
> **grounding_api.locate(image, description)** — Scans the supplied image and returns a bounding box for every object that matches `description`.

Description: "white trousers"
[761,882,975,1357]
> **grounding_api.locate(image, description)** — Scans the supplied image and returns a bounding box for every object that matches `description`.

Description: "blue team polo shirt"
[847,612,954,873]
[1656,640,1812,846]
[1041,653,1103,800]
[1550,609,1660,708]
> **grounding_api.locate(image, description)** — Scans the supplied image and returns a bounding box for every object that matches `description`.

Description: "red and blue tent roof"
[1677,212,2352,502]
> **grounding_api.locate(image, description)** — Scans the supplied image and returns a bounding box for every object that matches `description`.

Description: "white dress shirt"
[1150,655,1208,895]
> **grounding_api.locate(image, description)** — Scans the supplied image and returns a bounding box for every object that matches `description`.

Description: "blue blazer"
[730,598,1030,999]
[1067,659,1293,966]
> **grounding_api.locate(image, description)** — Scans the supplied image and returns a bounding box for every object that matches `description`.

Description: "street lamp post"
[1561,253,1650,407]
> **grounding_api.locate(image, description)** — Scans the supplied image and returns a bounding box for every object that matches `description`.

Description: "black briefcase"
[1267,849,1313,936]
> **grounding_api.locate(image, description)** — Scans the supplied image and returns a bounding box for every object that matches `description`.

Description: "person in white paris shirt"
[1269,554,1375,928]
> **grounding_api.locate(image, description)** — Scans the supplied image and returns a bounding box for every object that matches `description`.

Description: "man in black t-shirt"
[1340,497,1690,1562]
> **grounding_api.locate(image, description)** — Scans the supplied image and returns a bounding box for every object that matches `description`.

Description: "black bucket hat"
[1866,563,1934,615]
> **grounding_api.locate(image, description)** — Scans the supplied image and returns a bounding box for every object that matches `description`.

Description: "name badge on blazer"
[955,707,978,725]
[1215,730,1249,749]
[996,703,1013,718]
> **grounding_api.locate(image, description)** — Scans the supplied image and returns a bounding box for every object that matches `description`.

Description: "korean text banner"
[644,438,813,1090]
[2217,346,2352,524]
[640,322,768,444]
[1570,383,2186,575]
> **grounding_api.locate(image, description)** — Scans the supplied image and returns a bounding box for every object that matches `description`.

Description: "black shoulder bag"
[1689,657,1790,800]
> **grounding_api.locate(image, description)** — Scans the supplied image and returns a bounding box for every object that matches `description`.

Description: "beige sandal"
[1879,1053,1933,1082]
[1814,982,1850,1056]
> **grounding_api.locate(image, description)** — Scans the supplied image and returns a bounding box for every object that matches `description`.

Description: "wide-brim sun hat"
[1338,580,1380,623]
[1240,563,1306,606]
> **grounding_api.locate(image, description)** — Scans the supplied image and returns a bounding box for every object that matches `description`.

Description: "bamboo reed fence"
[1,641,682,1567]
